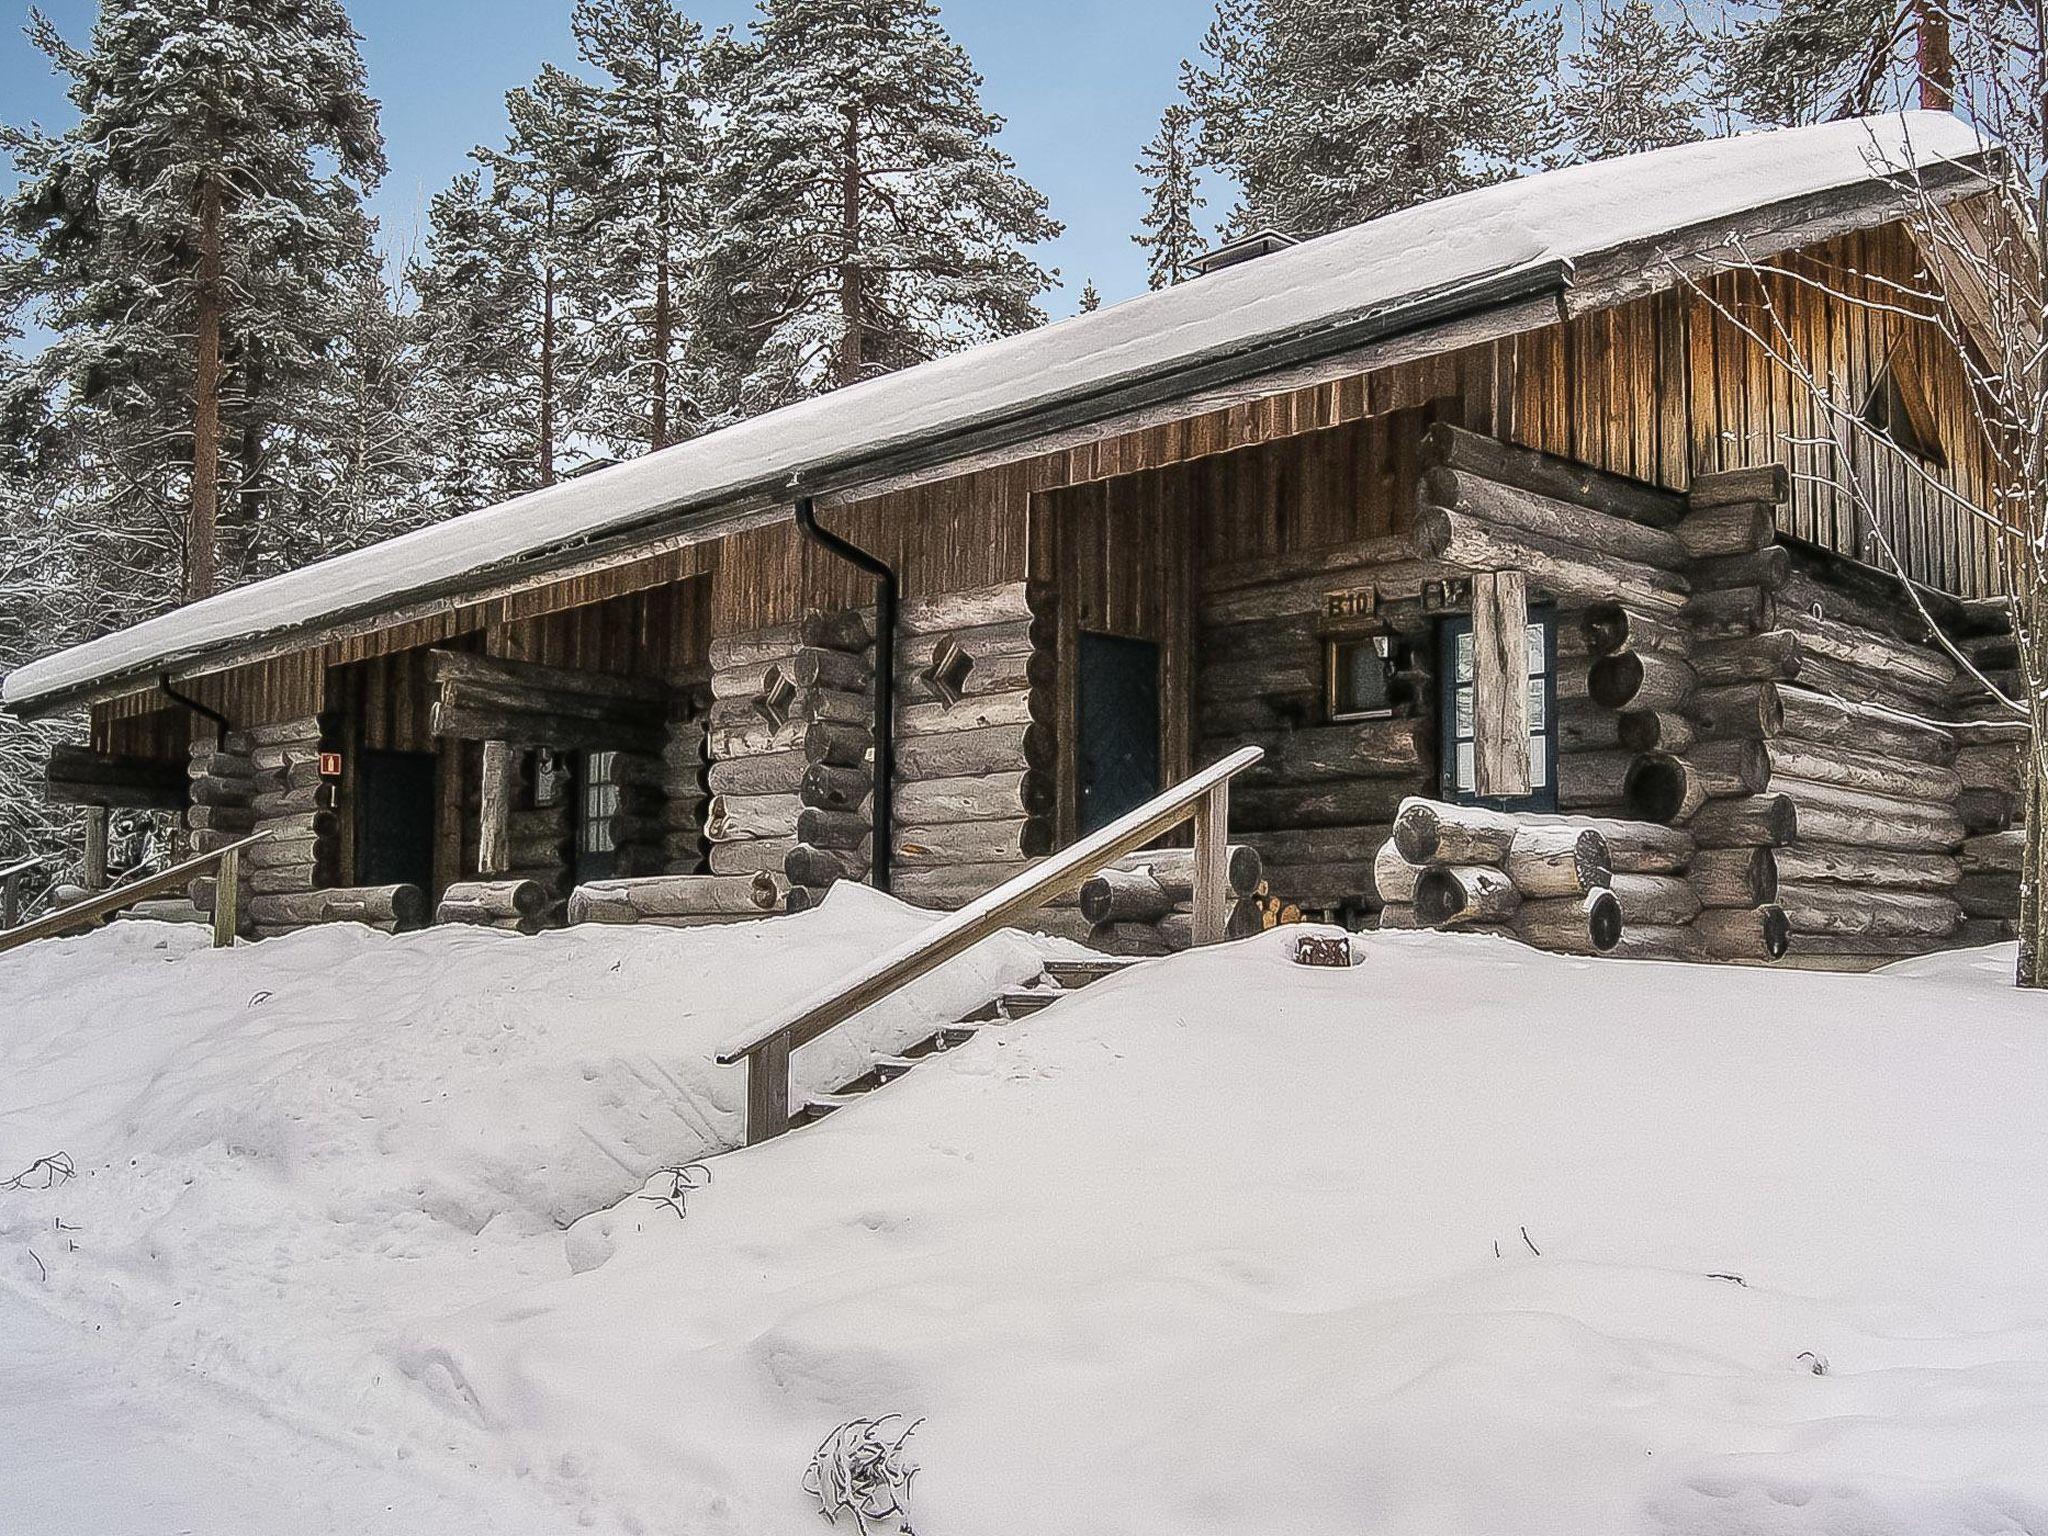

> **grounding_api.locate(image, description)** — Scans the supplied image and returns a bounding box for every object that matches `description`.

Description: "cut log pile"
[888,580,1058,912]
[436,878,549,936]
[565,871,787,927]
[1073,844,1266,955]
[1369,796,1775,961]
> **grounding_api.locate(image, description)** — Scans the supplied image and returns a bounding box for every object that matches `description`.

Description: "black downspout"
[793,494,894,893]
[159,673,231,749]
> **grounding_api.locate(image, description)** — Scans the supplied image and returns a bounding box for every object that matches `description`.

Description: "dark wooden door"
[355,749,438,895]
[1077,632,1161,835]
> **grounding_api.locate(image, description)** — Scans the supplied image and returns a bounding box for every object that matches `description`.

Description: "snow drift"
[3,893,2046,1535]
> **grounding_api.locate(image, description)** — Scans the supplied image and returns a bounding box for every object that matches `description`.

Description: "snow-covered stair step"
[1040,957,1143,988]
[995,986,1063,1019]
[872,1055,922,1082]
[799,1091,870,1121]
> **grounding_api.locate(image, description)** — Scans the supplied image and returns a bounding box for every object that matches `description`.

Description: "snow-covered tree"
[414,61,617,508]
[1134,103,1208,288]
[703,0,1060,409]
[1559,0,1705,161]
[570,0,711,452]
[1,0,385,604]
[1184,0,1561,236]
[1709,0,1952,127]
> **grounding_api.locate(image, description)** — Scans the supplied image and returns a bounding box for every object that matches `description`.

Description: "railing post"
[83,806,108,892]
[1,871,19,930]
[1192,779,1231,945]
[745,1034,792,1145]
[212,845,241,949]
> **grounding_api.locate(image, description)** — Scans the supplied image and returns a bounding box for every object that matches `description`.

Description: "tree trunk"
[540,195,558,488]
[188,173,226,602]
[651,43,673,452]
[2018,592,2048,986]
[837,103,863,388]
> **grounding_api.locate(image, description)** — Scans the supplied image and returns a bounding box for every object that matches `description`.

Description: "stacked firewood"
[1074,845,1266,955]
[889,581,1057,911]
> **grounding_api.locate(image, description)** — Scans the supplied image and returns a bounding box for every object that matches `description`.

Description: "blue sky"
[1,0,1222,313]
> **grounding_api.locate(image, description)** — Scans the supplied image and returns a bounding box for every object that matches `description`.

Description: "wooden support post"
[1472,570,1532,798]
[1,870,22,929]
[212,845,241,948]
[745,1034,791,1146]
[1193,778,1231,945]
[479,739,514,878]
[82,805,108,892]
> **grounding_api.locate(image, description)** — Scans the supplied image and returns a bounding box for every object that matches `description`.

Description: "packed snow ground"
[3,889,2046,1534]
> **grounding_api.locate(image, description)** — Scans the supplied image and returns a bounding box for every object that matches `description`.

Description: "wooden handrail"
[0,855,47,931]
[717,745,1263,1144]
[0,831,268,957]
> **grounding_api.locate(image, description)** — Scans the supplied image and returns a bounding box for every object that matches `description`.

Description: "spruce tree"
[704,0,1060,409]
[1134,103,1208,289]
[1,0,384,604]
[1076,279,1103,312]
[1184,0,1561,237]
[1559,0,1705,161]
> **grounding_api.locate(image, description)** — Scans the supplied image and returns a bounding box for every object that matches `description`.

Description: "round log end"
[784,884,815,914]
[748,871,783,910]
[1588,652,1647,711]
[1392,802,1445,865]
[389,884,428,926]
[1581,602,1629,658]
[1411,866,1462,927]
[1616,711,1665,753]
[1623,752,1691,825]
[1571,828,1613,891]
[1585,887,1623,952]
[1077,874,1114,927]
[1758,902,1791,960]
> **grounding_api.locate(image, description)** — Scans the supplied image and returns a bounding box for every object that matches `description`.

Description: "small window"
[1862,356,1945,467]
[577,750,620,881]
[1327,634,1394,721]
[1438,610,1557,811]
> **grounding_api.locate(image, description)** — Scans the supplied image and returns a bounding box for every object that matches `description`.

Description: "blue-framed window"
[1438,608,1558,812]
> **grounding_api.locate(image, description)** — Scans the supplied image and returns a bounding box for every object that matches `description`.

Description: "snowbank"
[4,905,2046,1534]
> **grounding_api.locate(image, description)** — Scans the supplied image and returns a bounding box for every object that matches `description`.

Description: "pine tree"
[570,0,710,453]
[1134,103,1208,289]
[1076,279,1102,312]
[1,0,384,604]
[1559,0,1705,161]
[414,62,615,509]
[1710,0,1951,126]
[704,0,1061,409]
[1184,0,1561,237]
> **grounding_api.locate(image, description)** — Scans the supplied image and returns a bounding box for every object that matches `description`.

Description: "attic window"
[920,635,975,708]
[1862,354,1945,468]
[754,665,798,730]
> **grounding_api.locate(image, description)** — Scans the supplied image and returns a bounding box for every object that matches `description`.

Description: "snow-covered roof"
[4,112,1985,711]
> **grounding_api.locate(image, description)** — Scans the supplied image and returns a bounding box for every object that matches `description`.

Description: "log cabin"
[1,111,2028,968]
